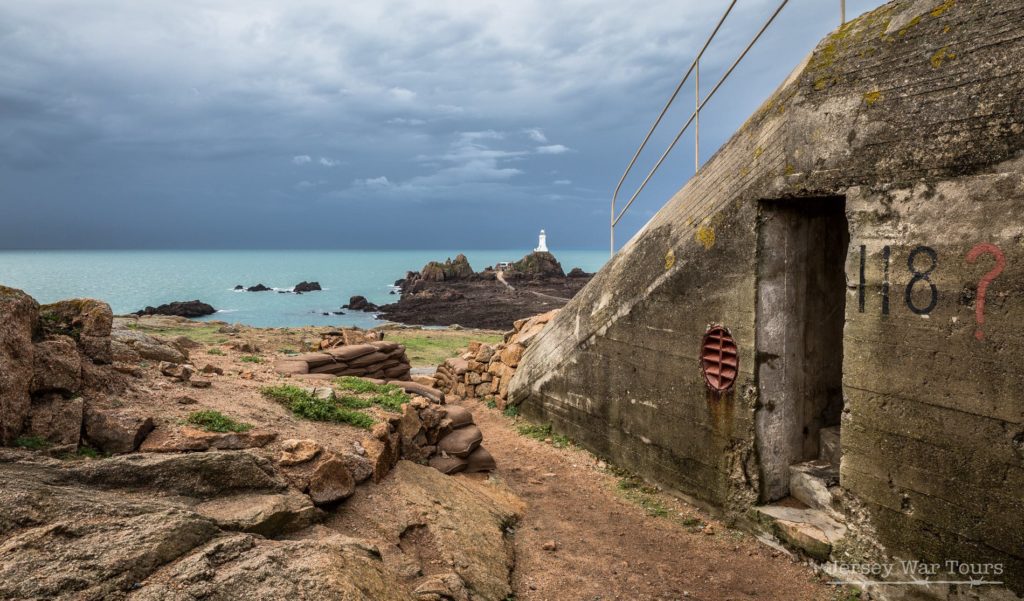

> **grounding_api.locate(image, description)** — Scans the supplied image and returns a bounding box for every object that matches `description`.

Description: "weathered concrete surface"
[511,0,1023,595]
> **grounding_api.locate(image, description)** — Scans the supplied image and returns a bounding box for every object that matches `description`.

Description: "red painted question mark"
[965,243,1006,341]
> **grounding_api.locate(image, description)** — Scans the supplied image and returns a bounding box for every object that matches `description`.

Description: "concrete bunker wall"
[510,0,1024,594]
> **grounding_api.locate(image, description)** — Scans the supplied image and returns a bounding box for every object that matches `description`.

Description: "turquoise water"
[0,250,607,328]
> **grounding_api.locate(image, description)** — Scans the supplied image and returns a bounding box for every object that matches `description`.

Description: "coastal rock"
[31,336,82,394]
[307,456,356,506]
[293,281,322,293]
[134,300,216,318]
[83,405,155,454]
[39,298,113,338]
[344,295,380,312]
[26,394,84,446]
[194,491,322,536]
[247,284,272,292]
[279,438,322,466]
[511,251,565,278]
[140,427,276,453]
[567,266,590,278]
[0,285,38,444]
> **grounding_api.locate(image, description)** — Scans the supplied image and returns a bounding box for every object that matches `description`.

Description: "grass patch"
[277,348,297,354]
[334,376,408,412]
[186,410,253,433]
[207,347,225,356]
[484,397,497,409]
[515,422,572,448]
[59,444,108,460]
[617,476,670,517]
[14,435,49,450]
[240,355,262,363]
[262,385,375,429]
[384,330,503,367]
[502,405,519,418]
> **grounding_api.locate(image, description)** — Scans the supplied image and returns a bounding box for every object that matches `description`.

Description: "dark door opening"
[755,196,848,503]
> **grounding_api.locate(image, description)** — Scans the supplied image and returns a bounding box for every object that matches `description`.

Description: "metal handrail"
[610,0,847,256]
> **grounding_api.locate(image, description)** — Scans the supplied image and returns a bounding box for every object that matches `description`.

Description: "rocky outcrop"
[112,328,189,364]
[336,460,524,601]
[134,300,216,318]
[247,283,272,292]
[432,309,557,407]
[507,251,565,279]
[420,253,475,282]
[293,281,322,293]
[344,295,380,312]
[0,287,40,444]
[0,450,411,600]
[380,252,590,329]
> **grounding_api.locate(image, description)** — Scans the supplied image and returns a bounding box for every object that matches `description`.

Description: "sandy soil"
[456,396,842,601]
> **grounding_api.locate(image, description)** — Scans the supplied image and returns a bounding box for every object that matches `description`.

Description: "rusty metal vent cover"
[701,326,738,392]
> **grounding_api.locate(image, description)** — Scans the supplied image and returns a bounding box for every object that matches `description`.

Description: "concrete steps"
[752,499,846,561]
[789,459,839,512]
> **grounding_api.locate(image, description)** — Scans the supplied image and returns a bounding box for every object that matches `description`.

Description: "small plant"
[278,348,297,354]
[186,410,253,433]
[207,347,225,356]
[14,435,49,450]
[484,397,497,409]
[616,474,670,518]
[240,355,262,363]
[338,395,374,409]
[502,405,519,418]
[333,377,408,412]
[262,385,375,429]
[59,445,107,460]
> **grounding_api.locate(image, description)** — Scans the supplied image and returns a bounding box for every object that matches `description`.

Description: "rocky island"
[378,252,592,330]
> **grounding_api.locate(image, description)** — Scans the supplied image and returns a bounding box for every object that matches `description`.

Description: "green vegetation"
[515,422,571,448]
[484,397,498,409]
[277,348,297,354]
[334,376,408,412]
[240,355,262,363]
[262,384,375,429]
[502,405,519,418]
[617,475,670,518]
[186,410,253,433]
[14,435,49,450]
[59,445,108,460]
[385,330,503,367]
[207,347,225,356]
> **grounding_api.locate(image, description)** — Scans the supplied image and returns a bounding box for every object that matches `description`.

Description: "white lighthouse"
[535,229,548,252]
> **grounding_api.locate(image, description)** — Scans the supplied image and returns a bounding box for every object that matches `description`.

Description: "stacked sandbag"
[399,397,496,475]
[318,328,383,349]
[432,309,558,408]
[274,340,411,381]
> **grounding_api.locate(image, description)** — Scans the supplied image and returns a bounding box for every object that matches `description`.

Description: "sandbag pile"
[274,340,412,381]
[432,309,558,408]
[398,396,496,475]
[318,328,383,349]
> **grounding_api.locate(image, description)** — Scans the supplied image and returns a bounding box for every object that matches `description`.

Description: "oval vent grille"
[701,326,738,392]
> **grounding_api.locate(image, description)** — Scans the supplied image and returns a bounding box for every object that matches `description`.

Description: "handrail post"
[841,0,846,23]
[695,58,700,172]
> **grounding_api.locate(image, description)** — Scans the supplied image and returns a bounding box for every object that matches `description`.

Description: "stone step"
[818,425,840,467]
[789,460,839,512]
[752,500,846,561]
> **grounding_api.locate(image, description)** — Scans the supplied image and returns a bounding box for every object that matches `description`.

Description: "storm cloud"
[0,0,884,250]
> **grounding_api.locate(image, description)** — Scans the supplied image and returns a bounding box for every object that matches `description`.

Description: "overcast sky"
[0,0,885,250]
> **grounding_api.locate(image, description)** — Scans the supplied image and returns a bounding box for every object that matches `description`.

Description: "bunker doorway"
[755,196,848,503]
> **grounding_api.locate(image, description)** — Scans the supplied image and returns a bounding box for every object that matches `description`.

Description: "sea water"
[0,249,607,328]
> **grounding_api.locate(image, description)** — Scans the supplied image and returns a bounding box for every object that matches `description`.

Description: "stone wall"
[509,0,1024,595]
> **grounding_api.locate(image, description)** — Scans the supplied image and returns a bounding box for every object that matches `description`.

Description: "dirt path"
[459,397,838,601]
